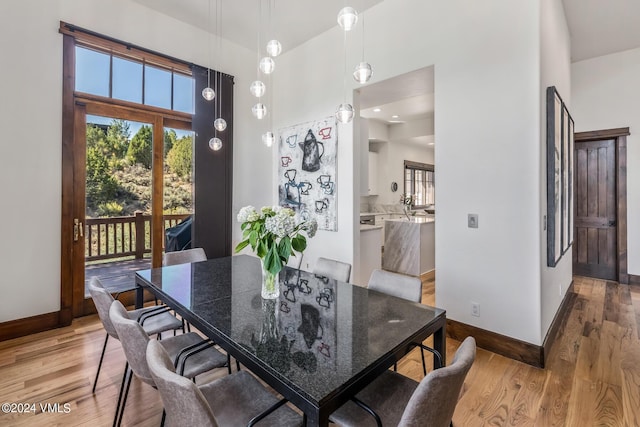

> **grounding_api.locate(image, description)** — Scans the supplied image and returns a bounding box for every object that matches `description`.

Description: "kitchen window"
[404,160,434,208]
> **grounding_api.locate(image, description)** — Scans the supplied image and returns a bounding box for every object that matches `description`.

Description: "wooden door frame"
[65,100,191,318]
[574,127,629,284]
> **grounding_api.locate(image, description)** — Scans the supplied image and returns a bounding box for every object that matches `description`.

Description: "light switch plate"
[468,214,478,228]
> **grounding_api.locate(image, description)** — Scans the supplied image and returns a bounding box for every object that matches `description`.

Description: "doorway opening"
[355,66,436,300]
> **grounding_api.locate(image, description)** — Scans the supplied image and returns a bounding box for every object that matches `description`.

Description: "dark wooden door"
[573,139,617,280]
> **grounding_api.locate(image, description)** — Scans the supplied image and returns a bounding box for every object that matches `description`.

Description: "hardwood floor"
[0,276,638,426]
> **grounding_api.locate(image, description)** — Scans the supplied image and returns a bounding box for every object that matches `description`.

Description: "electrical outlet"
[468,214,478,228]
[471,302,480,317]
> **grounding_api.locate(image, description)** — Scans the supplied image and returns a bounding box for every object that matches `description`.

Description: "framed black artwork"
[546,86,574,267]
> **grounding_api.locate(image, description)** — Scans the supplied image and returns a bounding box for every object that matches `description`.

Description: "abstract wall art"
[278,117,338,231]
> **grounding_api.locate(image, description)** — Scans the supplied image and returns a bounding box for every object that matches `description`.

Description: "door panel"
[71,102,170,317]
[573,139,617,280]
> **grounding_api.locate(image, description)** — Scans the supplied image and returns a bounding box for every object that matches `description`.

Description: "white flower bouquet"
[235,206,317,289]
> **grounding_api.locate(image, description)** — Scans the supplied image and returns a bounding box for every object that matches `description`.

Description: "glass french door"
[70,101,192,316]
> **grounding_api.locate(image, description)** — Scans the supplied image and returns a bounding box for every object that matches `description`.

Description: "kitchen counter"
[383,218,435,277]
[385,217,435,224]
[360,224,383,231]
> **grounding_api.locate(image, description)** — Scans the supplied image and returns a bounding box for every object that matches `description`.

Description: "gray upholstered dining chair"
[329,336,476,427]
[314,257,352,282]
[163,247,207,266]
[146,339,303,427]
[88,276,183,393]
[367,268,422,303]
[109,300,229,427]
[367,269,432,375]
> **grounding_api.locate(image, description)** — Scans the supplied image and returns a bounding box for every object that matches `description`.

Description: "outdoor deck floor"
[84,258,151,296]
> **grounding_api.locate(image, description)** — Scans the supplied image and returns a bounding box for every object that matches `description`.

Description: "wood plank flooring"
[0,275,639,426]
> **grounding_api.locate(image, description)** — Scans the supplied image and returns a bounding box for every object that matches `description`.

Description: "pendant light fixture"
[259,56,275,74]
[213,74,227,131]
[212,0,227,133]
[209,137,223,151]
[335,5,356,124]
[263,0,278,146]
[266,39,282,57]
[252,103,267,119]
[250,80,266,97]
[252,0,267,120]
[202,0,215,101]
[353,3,372,84]
[337,6,358,31]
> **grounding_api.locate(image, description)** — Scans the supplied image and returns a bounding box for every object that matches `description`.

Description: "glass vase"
[260,259,280,299]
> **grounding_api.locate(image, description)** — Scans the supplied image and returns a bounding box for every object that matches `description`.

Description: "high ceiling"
[132,0,640,126]
[562,0,640,62]
[132,0,383,53]
[133,0,640,63]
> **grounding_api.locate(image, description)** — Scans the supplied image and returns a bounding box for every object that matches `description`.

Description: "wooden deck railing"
[85,213,190,262]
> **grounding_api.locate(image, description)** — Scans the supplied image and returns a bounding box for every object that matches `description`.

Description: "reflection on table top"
[135,254,445,406]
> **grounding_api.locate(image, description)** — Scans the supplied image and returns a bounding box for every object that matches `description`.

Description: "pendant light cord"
[361,6,365,61]
[343,29,347,103]
[207,0,212,88]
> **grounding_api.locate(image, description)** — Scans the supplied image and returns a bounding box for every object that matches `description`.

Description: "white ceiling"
[132,0,383,53]
[132,0,640,128]
[562,0,640,62]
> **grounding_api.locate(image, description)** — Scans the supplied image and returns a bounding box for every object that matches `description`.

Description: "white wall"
[276,0,545,344]
[274,26,356,273]
[572,47,640,275]
[539,0,572,341]
[0,0,263,322]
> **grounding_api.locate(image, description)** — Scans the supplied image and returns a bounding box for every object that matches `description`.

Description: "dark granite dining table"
[135,254,446,427]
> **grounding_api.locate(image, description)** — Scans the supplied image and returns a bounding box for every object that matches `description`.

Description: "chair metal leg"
[115,367,134,427]
[227,354,232,375]
[112,362,129,427]
[421,348,427,377]
[93,334,109,393]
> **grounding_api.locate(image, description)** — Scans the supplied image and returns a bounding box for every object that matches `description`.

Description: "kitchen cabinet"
[359,225,382,286]
[368,151,378,195]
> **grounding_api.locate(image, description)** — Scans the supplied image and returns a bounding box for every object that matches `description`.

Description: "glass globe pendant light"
[259,57,275,74]
[209,137,222,151]
[353,10,372,84]
[252,103,267,119]
[266,40,282,57]
[335,103,354,123]
[202,86,215,101]
[337,7,358,31]
[250,80,266,98]
[335,9,355,124]
[353,62,372,84]
[214,118,227,131]
[262,131,275,147]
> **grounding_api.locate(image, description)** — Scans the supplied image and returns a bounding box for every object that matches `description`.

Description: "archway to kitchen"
[355,66,436,303]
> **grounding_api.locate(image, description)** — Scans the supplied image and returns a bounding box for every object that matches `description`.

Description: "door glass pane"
[75,47,110,96]
[173,73,195,114]
[112,56,143,103]
[144,65,171,109]
[163,128,195,252]
[84,115,153,296]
